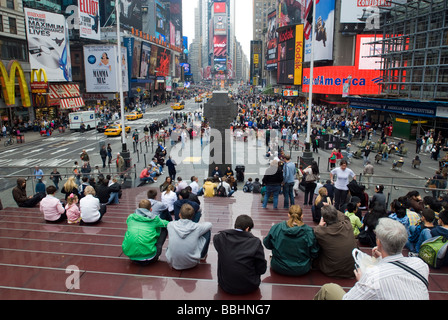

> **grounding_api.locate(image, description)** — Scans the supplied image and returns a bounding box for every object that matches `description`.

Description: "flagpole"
[116,0,126,151]
[306,0,316,151]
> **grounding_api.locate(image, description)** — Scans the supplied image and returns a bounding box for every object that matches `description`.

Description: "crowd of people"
[5,92,448,300]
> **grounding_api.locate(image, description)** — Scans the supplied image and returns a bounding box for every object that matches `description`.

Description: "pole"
[116,0,126,152]
[306,0,317,150]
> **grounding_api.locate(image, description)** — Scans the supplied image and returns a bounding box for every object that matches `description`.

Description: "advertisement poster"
[156,48,171,77]
[214,35,227,58]
[131,39,142,78]
[304,0,335,62]
[84,45,128,93]
[140,42,151,79]
[78,0,100,40]
[24,8,72,81]
[120,0,142,30]
[277,0,303,28]
[265,10,278,70]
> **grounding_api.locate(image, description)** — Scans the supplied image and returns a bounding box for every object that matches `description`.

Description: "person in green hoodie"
[263,205,320,276]
[122,199,170,265]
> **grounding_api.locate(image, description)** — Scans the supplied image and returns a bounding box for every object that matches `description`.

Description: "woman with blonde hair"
[312,187,332,223]
[80,186,106,225]
[263,205,319,276]
[61,176,80,201]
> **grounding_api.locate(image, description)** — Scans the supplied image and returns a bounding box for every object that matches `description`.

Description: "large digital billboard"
[120,0,142,31]
[265,10,278,70]
[156,48,171,78]
[277,25,303,85]
[214,35,227,58]
[277,0,303,28]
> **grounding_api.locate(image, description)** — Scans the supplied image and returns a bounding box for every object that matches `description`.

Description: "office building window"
[9,17,16,34]
[6,0,15,9]
[0,16,3,33]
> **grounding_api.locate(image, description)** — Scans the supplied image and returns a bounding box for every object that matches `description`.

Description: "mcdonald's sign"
[0,60,31,107]
[31,68,48,94]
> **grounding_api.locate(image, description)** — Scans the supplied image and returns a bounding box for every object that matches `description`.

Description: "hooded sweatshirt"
[165,219,212,270]
[12,178,28,206]
[122,208,169,261]
[263,221,319,276]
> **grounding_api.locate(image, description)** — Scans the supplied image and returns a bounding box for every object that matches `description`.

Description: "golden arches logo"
[31,68,48,83]
[0,60,31,107]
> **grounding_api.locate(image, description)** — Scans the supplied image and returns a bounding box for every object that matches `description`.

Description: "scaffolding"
[372,0,448,101]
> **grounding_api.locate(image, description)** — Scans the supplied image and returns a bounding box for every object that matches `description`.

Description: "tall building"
[188,0,249,86]
[348,0,448,139]
[252,0,276,87]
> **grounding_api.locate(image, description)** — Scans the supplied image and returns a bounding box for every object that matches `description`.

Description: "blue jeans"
[263,185,281,209]
[200,230,211,259]
[283,182,295,208]
[140,177,154,183]
[108,192,119,204]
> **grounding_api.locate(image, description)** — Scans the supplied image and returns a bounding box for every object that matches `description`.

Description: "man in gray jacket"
[166,203,212,270]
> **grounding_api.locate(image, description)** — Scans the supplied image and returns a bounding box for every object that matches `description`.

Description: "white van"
[69,111,99,131]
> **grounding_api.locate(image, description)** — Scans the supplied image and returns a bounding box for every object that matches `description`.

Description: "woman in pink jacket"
[39,185,66,223]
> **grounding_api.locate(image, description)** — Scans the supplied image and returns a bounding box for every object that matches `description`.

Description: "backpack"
[216,182,227,197]
[419,236,448,268]
[243,182,253,193]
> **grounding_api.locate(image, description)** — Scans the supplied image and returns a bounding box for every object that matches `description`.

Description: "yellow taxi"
[126,111,143,121]
[171,101,185,110]
[195,96,203,103]
[104,124,131,136]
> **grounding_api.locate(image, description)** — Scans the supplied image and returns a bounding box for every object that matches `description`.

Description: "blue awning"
[348,97,448,118]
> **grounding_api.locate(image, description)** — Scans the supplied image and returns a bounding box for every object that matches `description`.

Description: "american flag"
[303,0,320,40]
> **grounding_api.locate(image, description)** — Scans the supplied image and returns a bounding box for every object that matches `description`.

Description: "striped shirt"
[343,254,429,300]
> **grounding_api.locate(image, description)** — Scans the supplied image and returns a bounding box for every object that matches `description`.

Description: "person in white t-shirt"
[330,160,356,211]
[80,186,107,225]
[189,176,199,195]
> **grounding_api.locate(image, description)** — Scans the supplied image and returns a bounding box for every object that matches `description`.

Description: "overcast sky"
[182,0,253,57]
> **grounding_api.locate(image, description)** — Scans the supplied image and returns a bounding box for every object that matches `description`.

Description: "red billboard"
[214,35,227,58]
[301,66,381,95]
[214,2,226,13]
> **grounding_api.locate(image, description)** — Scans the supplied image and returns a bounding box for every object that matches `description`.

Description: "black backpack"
[216,182,227,197]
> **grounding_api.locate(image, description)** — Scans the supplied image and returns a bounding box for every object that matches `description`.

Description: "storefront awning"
[49,83,82,107]
[60,97,85,109]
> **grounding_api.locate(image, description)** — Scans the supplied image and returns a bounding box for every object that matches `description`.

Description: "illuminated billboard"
[277,24,303,85]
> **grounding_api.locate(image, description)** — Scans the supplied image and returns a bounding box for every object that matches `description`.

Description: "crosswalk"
[0,158,71,168]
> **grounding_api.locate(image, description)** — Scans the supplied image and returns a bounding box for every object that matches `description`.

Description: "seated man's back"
[213,215,267,295]
[166,203,212,270]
